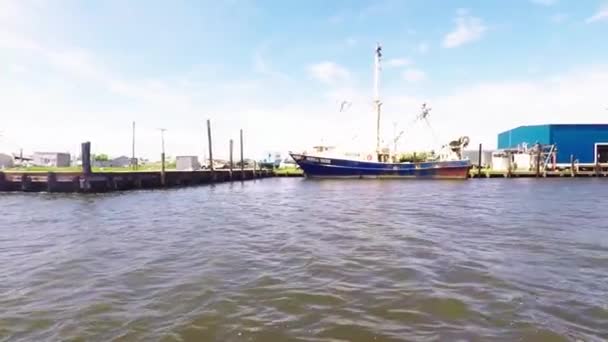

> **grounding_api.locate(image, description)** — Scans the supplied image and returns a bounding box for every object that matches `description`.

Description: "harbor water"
[1,178,607,341]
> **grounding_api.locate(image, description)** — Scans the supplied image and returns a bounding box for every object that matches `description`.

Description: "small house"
[32,152,71,167]
[0,153,14,169]
[176,156,200,171]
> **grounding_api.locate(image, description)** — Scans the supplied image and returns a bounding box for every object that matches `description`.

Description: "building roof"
[33,151,71,155]
[499,124,608,135]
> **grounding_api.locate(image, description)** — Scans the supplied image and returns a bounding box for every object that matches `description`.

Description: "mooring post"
[570,154,575,177]
[229,139,234,180]
[81,141,92,175]
[477,143,482,178]
[596,154,601,177]
[47,172,57,192]
[207,120,214,181]
[507,151,512,178]
[161,152,166,186]
[536,143,541,178]
[240,129,244,180]
[21,174,31,191]
[0,172,5,191]
[80,141,92,192]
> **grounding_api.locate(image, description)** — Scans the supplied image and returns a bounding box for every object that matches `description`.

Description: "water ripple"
[1,178,607,341]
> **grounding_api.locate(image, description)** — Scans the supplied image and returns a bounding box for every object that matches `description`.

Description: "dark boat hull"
[290,154,471,179]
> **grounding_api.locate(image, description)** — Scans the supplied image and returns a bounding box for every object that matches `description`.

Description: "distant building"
[0,153,14,169]
[498,124,608,165]
[110,156,132,167]
[462,149,494,168]
[32,152,71,167]
[176,156,200,171]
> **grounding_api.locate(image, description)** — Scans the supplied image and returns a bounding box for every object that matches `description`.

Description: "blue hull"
[290,154,471,179]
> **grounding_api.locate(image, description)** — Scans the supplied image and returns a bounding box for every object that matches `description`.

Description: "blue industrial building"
[497,124,608,164]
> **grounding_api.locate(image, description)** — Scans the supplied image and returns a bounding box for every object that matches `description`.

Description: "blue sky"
[1,0,607,159]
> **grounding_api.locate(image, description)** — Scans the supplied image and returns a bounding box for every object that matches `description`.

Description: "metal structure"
[374,43,382,157]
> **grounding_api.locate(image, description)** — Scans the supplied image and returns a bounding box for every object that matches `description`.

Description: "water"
[1,178,607,341]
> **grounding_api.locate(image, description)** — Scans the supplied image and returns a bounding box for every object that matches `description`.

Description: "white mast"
[374,43,382,155]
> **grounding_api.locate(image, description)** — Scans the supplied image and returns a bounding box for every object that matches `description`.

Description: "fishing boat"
[289,44,472,179]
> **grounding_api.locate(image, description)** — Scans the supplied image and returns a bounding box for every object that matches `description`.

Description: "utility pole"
[131,121,136,170]
[240,129,244,180]
[158,128,167,186]
[229,139,234,180]
[206,119,214,172]
[374,43,383,159]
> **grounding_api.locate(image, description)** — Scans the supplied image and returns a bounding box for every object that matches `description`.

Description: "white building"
[32,152,71,167]
[0,153,14,169]
[176,156,200,171]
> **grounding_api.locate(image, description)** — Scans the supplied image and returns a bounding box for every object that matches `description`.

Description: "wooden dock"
[469,167,608,178]
[0,169,270,193]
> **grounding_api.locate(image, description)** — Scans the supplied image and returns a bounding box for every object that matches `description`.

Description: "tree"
[94,154,109,162]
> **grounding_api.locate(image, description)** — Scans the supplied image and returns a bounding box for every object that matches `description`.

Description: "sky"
[1,0,607,160]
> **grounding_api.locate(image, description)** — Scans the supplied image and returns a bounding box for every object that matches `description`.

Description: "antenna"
[374,43,383,155]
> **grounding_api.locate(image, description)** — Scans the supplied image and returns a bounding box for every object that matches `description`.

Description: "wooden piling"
[506,151,512,178]
[82,141,92,175]
[477,143,482,178]
[47,172,57,192]
[207,120,214,178]
[0,172,6,191]
[229,139,234,180]
[535,143,541,178]
[161,152,166,186]
[21,175,31,191]
[240,129,244,180]
[570,154,575,177]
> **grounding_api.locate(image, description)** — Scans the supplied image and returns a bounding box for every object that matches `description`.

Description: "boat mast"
[374,43,382,156]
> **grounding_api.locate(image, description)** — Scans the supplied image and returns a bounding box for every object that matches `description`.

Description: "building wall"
[462,150,493,167]
[0,153,14,168]
[33,152,71,167]
[551,124,608,164]
[176,156,200,171]
[55,153,71,167]
[497,125,551,149]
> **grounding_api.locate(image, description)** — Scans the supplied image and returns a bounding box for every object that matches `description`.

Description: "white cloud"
[308,61,350,84]
[252,49,289,80]
[530,0,557,6]
[8,64,27,73]
[386,58,412,67]
[383,65,608,150]
[402,68,426,82]
[442,10,487,48]
[586,4,608,23]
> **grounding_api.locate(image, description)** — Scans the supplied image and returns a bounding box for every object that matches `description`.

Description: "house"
[0,153,14,169]
[109,156,132,167]
[32,152,71,167]
[176,156,200,171]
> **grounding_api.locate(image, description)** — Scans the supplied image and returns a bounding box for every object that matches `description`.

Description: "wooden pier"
[469,165,608,178]
[0,169,270,193]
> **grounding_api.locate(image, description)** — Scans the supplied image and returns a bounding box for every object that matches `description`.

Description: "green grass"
[273,167,303,176]
[4,164,177,173]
